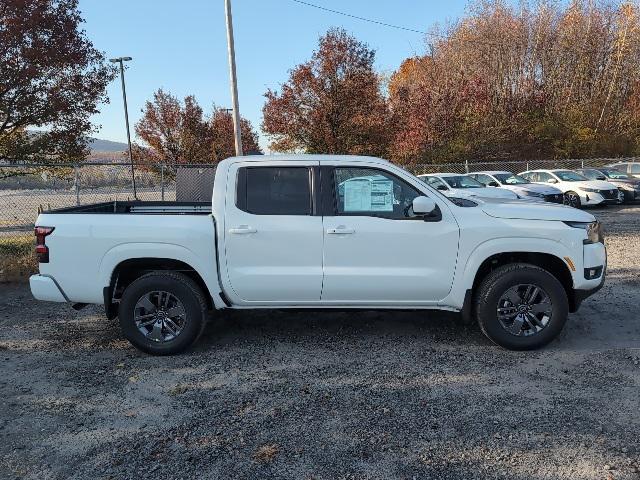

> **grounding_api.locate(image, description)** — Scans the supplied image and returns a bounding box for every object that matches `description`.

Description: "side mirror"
[412,196,437,215]
[488,181,499,187]
[547,178,558,184]
[436,184,448,191]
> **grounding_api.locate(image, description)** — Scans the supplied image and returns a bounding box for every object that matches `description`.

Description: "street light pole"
[224,0,243,156]
[110,56,137,199]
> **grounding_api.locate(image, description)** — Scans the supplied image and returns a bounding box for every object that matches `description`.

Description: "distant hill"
[88,137,128,152]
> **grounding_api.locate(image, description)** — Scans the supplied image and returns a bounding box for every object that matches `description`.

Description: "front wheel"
[564,191,581,208]
[118,271,208,355]
[475,263,569,350]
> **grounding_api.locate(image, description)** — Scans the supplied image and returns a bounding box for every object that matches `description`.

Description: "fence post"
[74,165,80,206]
[161,164,165,201]
[526,161,529,171]
[465,159,469,173]
[581,159,584,168]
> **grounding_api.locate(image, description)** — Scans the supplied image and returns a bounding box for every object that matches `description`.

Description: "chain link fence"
[1,157,638,242]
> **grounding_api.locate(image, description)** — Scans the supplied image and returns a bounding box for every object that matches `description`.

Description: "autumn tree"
[210,107,260,161]
[135,90,261,164]
[0,0,116,163]
[262,28,391,156]
[389,0,640,164]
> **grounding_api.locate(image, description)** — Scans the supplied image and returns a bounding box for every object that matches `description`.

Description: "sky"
[79,0,474,151]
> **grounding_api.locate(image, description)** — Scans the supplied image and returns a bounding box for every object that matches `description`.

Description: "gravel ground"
[1,205,639,480]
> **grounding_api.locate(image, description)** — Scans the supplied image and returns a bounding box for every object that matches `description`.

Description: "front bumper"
[572,269,606,312]
[30,274,68,302]
[571,242,606,312]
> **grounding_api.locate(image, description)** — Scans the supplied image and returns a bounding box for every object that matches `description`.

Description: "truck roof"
[225,154,392,164]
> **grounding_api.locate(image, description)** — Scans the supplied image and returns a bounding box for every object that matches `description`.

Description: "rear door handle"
[326,226,355,234]
[229,225,257,234]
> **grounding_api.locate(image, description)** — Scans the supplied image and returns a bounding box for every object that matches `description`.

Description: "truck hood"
[477,197,595,222]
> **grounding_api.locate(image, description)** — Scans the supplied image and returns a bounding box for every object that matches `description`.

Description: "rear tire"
[118,271,208,355]
[475,263,569,350]
[564,191,581,208]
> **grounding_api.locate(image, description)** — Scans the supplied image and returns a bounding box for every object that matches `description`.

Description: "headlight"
[564,221,604,244]
[521,190,543,197]
[580,187,599,193]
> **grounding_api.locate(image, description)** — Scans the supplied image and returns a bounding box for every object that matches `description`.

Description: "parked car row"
[418,162,640,208]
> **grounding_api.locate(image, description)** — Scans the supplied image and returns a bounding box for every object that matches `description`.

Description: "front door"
[321,165,460,304]
[223,161,323,303]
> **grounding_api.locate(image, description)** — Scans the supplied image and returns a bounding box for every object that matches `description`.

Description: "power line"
[288,0,428,35]
[285,0,640,61]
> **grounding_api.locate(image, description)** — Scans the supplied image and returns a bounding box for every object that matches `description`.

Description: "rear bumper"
[29,274,68,302]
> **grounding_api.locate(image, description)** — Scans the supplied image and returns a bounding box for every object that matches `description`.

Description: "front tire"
[475,263,569,350]
[564,191,581,208]
[118,271,208,355]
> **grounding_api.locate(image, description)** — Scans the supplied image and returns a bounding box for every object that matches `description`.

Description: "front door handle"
[326,226,355,235]
[229,225,257,234]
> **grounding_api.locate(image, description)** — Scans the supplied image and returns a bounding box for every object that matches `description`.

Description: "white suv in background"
[470,171,564,203]
[519,169,619,208]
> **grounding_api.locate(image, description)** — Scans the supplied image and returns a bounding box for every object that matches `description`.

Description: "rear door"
[222,161,323,303]
[320,163,460,304]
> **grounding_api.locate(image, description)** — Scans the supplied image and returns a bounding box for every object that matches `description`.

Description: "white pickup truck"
[30,155,606,355]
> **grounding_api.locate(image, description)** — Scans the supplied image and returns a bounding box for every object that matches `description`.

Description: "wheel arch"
[470,251,577,312]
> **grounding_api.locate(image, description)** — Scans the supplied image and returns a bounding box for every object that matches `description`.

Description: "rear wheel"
[475,263,569,350]
[564,191,581,208]
[118,271,208,355]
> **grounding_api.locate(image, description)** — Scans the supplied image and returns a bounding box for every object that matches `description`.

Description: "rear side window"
[631,164,640,174]
[236,167,312,215]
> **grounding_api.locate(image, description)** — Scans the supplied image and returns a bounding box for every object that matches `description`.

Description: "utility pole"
[224,0,243,156]
[110,56,137,199]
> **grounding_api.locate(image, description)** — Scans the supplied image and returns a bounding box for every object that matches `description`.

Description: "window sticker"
[343,178,394,212]
[370,180,394,211]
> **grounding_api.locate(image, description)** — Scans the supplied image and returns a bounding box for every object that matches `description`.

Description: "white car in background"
[418,173,519,201]
[470,171,565,204]
[519,169,619,208]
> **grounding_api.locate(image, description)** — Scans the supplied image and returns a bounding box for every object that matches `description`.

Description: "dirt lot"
[1,206,639,480]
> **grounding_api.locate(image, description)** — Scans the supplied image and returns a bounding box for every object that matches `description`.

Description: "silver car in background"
[470,171,565,203]
[417,173,519,201]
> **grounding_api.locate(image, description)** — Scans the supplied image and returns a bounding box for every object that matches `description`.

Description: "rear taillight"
[35,226,54,263]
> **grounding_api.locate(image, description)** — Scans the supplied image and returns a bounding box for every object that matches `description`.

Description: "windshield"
[554,170,588,182]
[442,175,484,189]
[600,168,630,179]
[494,173,529,185]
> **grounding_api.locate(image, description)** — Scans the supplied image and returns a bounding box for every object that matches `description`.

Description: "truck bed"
[48,201,212,215]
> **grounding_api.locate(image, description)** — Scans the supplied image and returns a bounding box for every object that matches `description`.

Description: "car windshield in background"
[494,173,529,185]
[554,170,587,182]
[443,175,484,188]
[601,168,630,179]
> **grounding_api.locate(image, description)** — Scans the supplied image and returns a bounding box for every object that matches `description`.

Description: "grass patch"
[0,235,37,282]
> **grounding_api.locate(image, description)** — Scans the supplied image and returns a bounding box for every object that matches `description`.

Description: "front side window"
[334,168,422,219]
[423,176,448,190]
[536,172,553,182]
[494,173,529,185]
[236,167,311,215]
[443,175,484,189]
[473,174,494,186]
[601,168,629,179]
[555,170,587,182]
